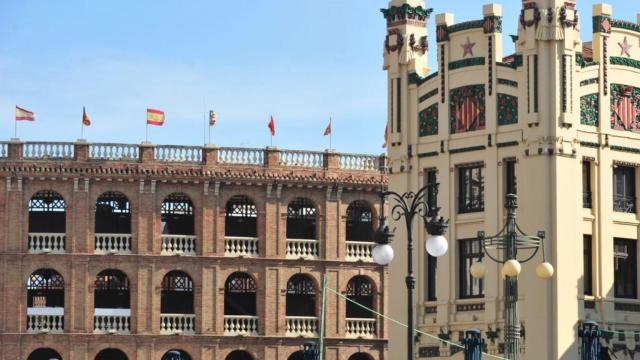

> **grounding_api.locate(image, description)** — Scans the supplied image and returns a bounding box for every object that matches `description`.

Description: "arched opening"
[27,269,64,332]
[286,198,316,239]
[346,201,373,241]
[346,276,374,318]
[224,350,254,360]
[224,272,257,315]
[94,192,132,254]
[95,349,128,360]
[94,269,130,333]
[287,351,304,360]
[161,350,192,360]
[161,193,194,235]
[225,195,257,237]
[28,190,66,252]
[95,191,131,233]
[286,274,316,317]
[348,353,373,360]
[27,348,62,360]
[161,271,194,314]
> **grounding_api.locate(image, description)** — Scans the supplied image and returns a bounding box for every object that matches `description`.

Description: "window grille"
[28,191,66,233]
[28,191,65,211]
[225,195,257,237]
[286,198,317,240]
[161,193,194,215]
[161,193,195,235]
[346,201,373,242]
[161,271,193,314]
[346,276,374,318]
[286,274,317,316]
[224,272,257,316]
[95,270,130,309]
[96,191,131,234]
[27,269,64,308]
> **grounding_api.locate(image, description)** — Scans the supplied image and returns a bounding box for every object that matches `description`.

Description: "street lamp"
[471,194,554,360]
[373,183,450,360]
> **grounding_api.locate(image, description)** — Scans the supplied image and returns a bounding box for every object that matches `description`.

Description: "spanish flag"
[16,106,35,121]
[82,107,91,126]
[146,108,165,126]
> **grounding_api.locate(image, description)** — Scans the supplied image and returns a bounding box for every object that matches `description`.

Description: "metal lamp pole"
[475,194,553,360]
[374,183,449,360]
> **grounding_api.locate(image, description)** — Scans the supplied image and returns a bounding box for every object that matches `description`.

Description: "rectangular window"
[582,161,592,209]
[459,239,484,299]
[504,159,517,196]
[425,169,438,217]
[458,164,484,213]
[613,166,636,213]
[614,238,637,299]
[425,254,437,301]
[584,235,593,296]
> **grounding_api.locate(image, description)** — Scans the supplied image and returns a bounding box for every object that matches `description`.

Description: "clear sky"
[0,1,636,154]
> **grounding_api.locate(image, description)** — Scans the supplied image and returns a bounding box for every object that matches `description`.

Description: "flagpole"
[329,116,332,150]
[80,108,84,140]
[14,119,17,139]
[145,123,149,143]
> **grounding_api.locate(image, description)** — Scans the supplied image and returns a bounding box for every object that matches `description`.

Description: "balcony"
[160,313,196,335]
[285,316,318,337]
[345,241,375,262]
[224,236,259,257]
[93,309,131,334]
[286,239,319,259]
[613,195,636,213]
[28,233,66,253]
[583,191,592,209]
[26,307,64,333]
[224,315,258,336]
[95,234,132,254]
[345,318,376,339]
[161,235,196,255]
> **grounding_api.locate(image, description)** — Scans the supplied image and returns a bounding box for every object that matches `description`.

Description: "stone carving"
[611,84,640,132]
[580,94,599,126]
[497,94,518,126]
[449,85,486,134]
[419,104,438,136]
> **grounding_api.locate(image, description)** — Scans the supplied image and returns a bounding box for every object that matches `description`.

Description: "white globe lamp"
[469,261,487,279]
[503,259,522,278]
[372,244,395,265]
[425,234,448,257]
[536,262,554,279]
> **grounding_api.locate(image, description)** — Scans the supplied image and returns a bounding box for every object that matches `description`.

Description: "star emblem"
[461,37,476,58]
[619,36,633,57]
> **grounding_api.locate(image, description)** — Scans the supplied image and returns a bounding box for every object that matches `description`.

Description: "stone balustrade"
[345,318,376,338]
[223,315,259,336]
[93,314,130,334]
[160,314,196,334]
[345,241,375,262]
[224,236,259,257]
[89,143,139,160]
[2,140,386,175]
[286,239,319,259]
[161,235,196,255]
[26,314,65,333]
[94,234,132,254]
[285,316,318,337]
[23,142,74,159]
[28,233,66,253]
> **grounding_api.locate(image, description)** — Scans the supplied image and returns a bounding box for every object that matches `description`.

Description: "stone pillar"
[139,142,155,163]
[323,149,339,170]
[203,144,218,166]
[74,140,89,161]
[7,139,22,160]
[264,147,280,167]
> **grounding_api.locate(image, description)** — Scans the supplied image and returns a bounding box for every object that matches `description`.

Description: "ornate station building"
[0,141,388,360]
[383,0,640,358]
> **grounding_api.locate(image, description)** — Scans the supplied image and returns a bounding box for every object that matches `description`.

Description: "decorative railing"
[583,191,592,209]
[93,314,130,334]
[345,318,376,338]
[95,234,132,254]
[224,236,259,257]
[161,235,196,255]
[89,143,139,160]
[285,316,318,337]
[155,145,202,163]
[286,239,319,259]
[345,241,375,262]
[280,150,323,168]
[613,194,636,213]
[339,153,379,171]
[0,142,7,158]
[28,233,66,253]
[223,315,259,336]
[218,147,264,165]
[27,314,64,333]
[160,314,196,334]
[23,142,74,159]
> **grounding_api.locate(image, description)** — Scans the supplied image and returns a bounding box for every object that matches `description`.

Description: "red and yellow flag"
[146,108,165,126]
[268,115,276,136]
[82,107,91,126]
[15,106,35,121]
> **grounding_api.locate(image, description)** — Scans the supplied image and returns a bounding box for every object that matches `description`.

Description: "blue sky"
[0,1,636,154]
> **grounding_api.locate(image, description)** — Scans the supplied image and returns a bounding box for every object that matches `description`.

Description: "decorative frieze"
[610,57,640,70]
[419,88,438,103]
[497,94,518,125]
[449,20,484,34]
[498,78,518,88]
[419,104,438,137]
[381,4,433,24]
[580,94,599,126]
[450,85,486,134]
[580,78,599,87]
[448,57,485,71]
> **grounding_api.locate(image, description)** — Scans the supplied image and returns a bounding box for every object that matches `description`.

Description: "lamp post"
[471,194,554,360]
[373,183,450,360]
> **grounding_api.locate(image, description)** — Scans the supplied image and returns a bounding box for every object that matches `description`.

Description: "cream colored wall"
[384,1,640,359]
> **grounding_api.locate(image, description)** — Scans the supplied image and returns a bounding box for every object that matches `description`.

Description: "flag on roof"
[382,123,389,148]
[146,108,165,126]
[15,106,35,121]
[324,118,332,136]
[268,115,276,136]
[209,110,217,126]
[82,107,91,126]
